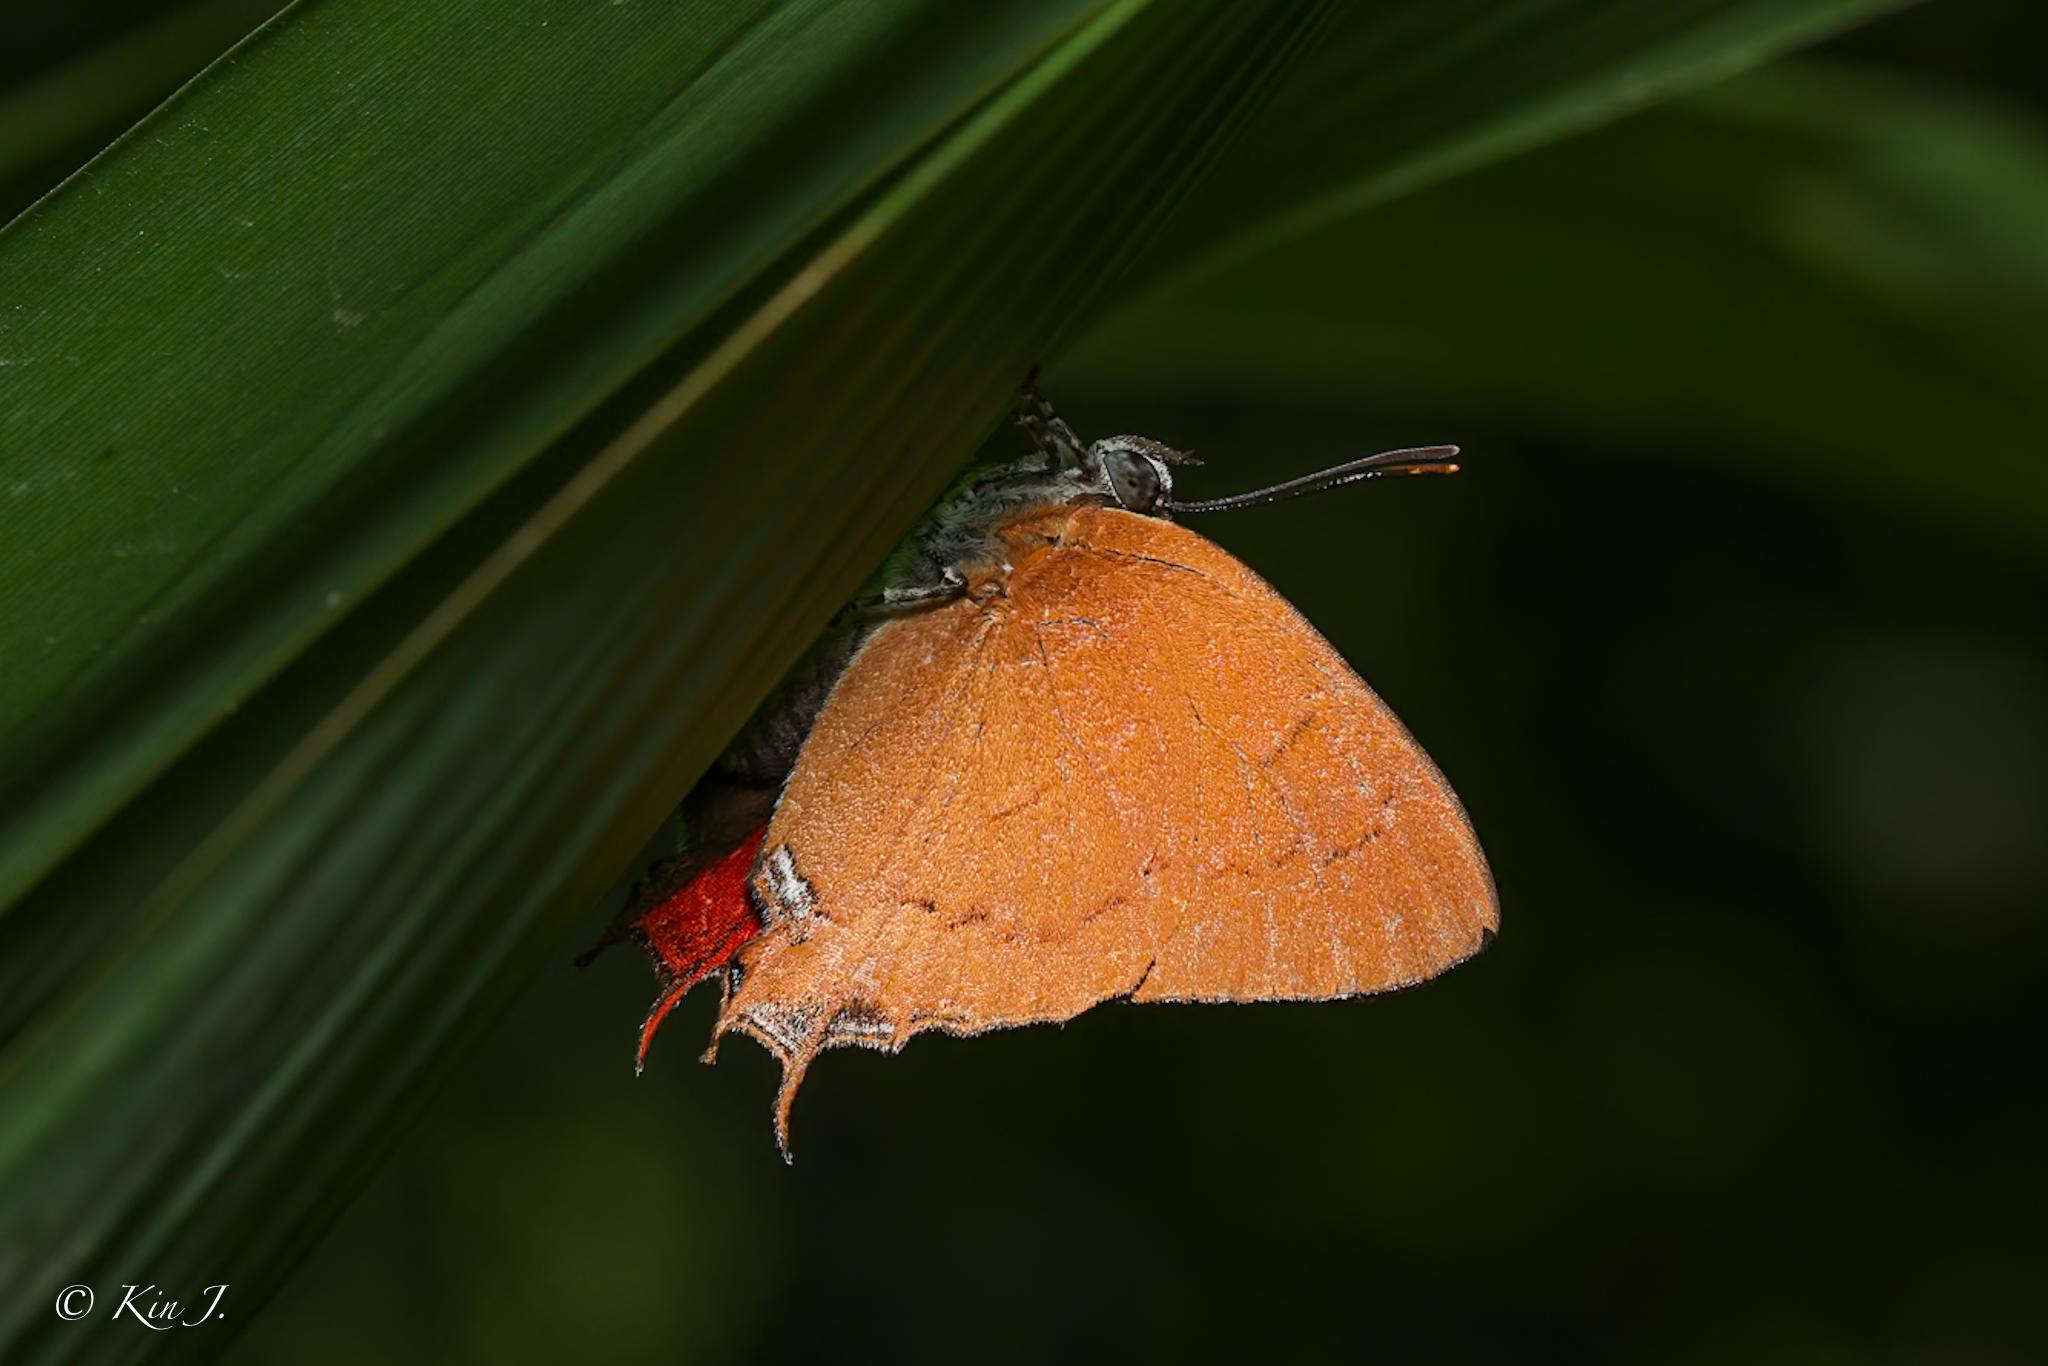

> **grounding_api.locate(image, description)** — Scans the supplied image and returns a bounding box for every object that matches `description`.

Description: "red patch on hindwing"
[635,825,766,1070]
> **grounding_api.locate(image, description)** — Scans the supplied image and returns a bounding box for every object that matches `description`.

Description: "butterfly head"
[1091,436,1200,519]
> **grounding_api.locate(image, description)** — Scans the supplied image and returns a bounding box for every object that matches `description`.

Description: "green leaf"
[0,1,1911,1358]
[0,1,1324,1356]
[1070,62,2048,544]
[0,0,1118,913]
[0,1,281,221]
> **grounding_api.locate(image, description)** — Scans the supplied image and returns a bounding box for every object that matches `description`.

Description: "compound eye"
[1101,444,1169,514]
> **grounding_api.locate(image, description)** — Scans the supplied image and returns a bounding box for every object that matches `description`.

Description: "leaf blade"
[0,3,1329,1357]
[0,0,1111,907]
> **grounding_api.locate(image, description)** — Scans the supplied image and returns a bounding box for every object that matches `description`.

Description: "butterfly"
[603,380,1498,1157]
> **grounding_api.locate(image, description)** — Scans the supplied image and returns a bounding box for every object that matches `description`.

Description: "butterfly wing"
[719,505,1497,1148]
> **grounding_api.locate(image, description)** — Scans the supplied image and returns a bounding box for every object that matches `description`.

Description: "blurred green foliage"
[1,1,2042,1363]
[1081,62,2048,548]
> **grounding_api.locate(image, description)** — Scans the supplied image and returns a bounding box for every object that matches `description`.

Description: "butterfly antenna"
[1168,445,1460,514]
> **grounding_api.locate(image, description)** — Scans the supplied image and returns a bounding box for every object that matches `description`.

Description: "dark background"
[239,414,2048,1363]
[13,2,2041,1362]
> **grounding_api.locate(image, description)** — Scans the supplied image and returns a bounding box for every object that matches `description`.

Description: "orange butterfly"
[613,382,1497,1157]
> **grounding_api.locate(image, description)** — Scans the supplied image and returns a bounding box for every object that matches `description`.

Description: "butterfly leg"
[1016,377,1090,475]
[837,565,969,622]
